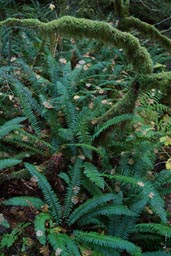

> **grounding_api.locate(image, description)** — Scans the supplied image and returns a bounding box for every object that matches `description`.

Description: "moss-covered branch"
[118,16,171,51]
[113,0,171,51]
[139,72,171,93]
[93,82,139,124]
[0,16,152,74]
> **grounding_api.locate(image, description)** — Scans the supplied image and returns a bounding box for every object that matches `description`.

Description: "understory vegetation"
[1,0,171,255]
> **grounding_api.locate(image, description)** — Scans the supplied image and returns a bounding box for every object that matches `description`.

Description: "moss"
[139,72,171,93]
[93,84,139,124]
[0,16,153,74]
[119,16,171,51]
[114,0,130,18]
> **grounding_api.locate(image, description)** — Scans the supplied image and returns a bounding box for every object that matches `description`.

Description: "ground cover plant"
[1,0,171,255]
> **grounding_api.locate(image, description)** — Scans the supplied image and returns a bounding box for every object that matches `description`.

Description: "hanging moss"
[0,16,153,74]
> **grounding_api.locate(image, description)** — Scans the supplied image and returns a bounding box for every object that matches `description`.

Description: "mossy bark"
[0,16,153,74]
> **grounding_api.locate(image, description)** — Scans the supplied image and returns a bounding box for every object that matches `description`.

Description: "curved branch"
[0,16,153,74]
[119,16,171,51]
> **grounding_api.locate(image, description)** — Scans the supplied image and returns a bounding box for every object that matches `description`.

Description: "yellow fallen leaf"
[166,158,171,170]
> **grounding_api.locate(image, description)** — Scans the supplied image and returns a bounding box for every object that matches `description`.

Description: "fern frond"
[25,163,61,224]
[18,128,56,152]
[78,204,136,226]
[83,162,105,189]
[63,158,82,218]
[106,174,167,222]
[143,252,171,256]
[74,231,142,256]
[0,117,26,139]
[154,170,171,189]
[134,223,171,238]
[34,213,51,245]
[81,175,103,196]
[3,134,45,155]
[0,158,21,170]
[48,233,81,256]
[93,114,134,139]
[13,79,41,134]
[66,143,103,157]
[68,193,119,225]
[3,196,45,209]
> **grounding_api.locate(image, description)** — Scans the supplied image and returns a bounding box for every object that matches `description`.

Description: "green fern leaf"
[134,223,171,238]
[0,117,26,139]
[78,204,136,226]
[143,252,171,256]
[93,114,134,139]
[0,158,21,170]
[34,213,51,245]
[3,196,45,209]
[66,143,103,156]
[63,158,82,218]
[106,174,167,222]
[48,233,80,256]
[13,80,41,134]
[24,163,61,224]
[68,193,118,225]
[83,162,105,189]
[81,175,103,196]
[74,231,142,256]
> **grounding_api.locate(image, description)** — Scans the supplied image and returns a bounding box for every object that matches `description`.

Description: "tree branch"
[0,16,152,74]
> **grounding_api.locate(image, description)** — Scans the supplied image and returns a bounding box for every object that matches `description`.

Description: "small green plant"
[0,222,30,254]
[3,162,142,255]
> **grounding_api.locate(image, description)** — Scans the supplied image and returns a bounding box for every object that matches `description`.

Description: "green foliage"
[34,213,51,245]
[0,158,21,170]
[3,196,45,209]
[48,233,80,256]
[134,223,171,238]
[0,223,30,250]
[0,117,26,139]
[74,231,142,256]
[83,162,105,189]
[143,252,171,256]
[1,1,171,255]
[24,163,61,224]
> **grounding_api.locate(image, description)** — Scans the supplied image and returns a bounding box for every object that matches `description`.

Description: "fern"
[63,158,82,218]
[48,233,81,256]
[24,163,61,224]
[134,223,171,238]
[3,196,45,209]
[3,134,45,156]
[111,174,167,223]
[12,78,41,134]
[34,213,51,245]
[81,175,103,196]
[66,143,103,157]
[0,117,26,139]
[0,158,21,170]
[74,231,142,256]
[143,252,171,256]
[93,114,134,139]
[83,162,105,189]
[68,193,118,225]
[78,204,136,226]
